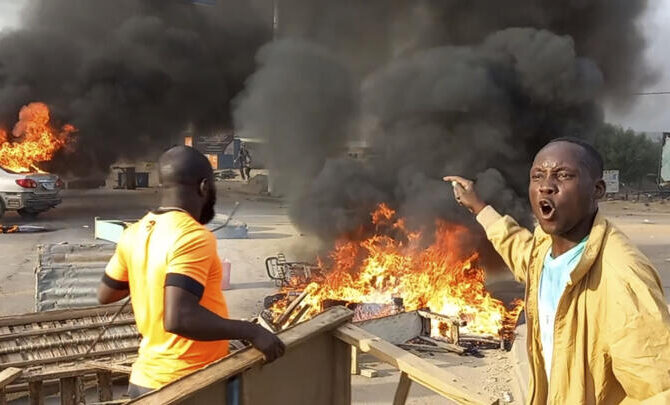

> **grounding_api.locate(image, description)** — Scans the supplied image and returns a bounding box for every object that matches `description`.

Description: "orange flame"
[273,203,524,339]
[0,102,76,173]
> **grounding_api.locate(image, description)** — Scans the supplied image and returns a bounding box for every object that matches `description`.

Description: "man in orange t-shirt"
[98,146,284,398]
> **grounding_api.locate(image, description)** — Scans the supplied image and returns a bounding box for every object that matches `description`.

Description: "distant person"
[98,146,284,399]
[236,143,252,182]
[445,138,670,404]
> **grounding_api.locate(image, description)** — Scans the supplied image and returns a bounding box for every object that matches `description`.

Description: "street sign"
[603,170,620,193]
[195,131,234,155]
[661,133,670,185]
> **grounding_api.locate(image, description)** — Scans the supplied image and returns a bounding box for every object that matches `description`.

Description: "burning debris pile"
[263,204,524,345]
[0,102,75,173]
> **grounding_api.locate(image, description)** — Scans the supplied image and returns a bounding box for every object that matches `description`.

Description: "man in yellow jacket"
[445,138,670,404]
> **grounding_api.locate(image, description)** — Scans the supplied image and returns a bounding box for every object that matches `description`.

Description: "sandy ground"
[1,189,669,404]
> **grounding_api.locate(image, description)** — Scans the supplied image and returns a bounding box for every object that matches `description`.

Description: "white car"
[0,166,63,219]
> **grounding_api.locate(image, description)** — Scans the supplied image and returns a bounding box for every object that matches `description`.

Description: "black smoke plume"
[234,0,652,250]
[0,0,270,174]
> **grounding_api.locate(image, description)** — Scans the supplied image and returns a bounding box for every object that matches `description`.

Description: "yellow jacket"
[477,206,670,404]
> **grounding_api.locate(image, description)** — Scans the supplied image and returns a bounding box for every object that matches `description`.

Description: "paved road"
[0,186,304,316]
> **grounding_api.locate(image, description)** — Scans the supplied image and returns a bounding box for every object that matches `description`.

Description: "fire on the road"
[0,102,76,173]
[271,203,524,339]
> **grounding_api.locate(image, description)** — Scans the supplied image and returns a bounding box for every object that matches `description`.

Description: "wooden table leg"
[28,381,44,405]
[97,371,113,401]
[60,377,77,405]
[333,339,352,405]
[350,346,360,375]
[393,372,412,405]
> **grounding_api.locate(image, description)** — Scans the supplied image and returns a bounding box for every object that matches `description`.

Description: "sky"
[0,0,668,133]
[603,0,670,134]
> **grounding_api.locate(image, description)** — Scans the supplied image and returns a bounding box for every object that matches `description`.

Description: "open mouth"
[538,199,556,219]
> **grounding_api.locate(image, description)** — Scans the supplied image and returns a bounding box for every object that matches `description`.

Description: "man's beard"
[199,196,216,225]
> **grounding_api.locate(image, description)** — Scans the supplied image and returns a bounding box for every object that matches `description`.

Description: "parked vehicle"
[0,166,63,219]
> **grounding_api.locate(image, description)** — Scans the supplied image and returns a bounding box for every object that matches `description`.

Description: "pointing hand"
[443,175,486,215]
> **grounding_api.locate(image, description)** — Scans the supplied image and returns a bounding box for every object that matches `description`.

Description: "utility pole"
[272,0,279,40]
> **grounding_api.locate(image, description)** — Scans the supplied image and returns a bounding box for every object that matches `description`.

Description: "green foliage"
[593,124,662,185]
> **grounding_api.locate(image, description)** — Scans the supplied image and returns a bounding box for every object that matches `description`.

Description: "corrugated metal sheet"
[35,243,115,312]
[0,304,138,387]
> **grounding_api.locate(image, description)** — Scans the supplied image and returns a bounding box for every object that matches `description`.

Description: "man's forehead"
[532,142,586,170]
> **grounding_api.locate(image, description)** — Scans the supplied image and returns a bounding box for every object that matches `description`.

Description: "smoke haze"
[233,0,651,248]
[0,0,269,173]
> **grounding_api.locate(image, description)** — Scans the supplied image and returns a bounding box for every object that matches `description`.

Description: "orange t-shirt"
[105,211,229,389]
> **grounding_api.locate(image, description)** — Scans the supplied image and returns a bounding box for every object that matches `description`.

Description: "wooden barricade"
[1,306,498,404]
[133,307,497,405]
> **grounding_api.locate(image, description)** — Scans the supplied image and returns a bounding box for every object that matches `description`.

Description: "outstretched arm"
[444,176,535,283]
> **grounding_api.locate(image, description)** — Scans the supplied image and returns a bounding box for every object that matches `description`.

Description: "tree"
[593,124,662,187]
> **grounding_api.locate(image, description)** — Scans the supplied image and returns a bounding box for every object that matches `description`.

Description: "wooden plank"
[87,361,133,375]
[173,378,227,405]
[6,373,124,397]
[28,381,43,405]
[449,322,460,345]
[355,311,423,345]
[275,284,317,327]
[393,372,412,405]
[60,377,78,405]
[332,337,351,405]
[0,304,130,327]
[286,304,311,328]
[417,310,465,326]
[416,336,466,355]
[0,330,140,356]
[350,346,360,375]
[397,343,456,354]
[0,317,135,342]
[132,306,354,405]
[334,323,492,405]
[360,368,379,378]
[2,346,139,369]
[97,371,113,402]
[0,389,6,405]
[10,357,134,386]
[0,368,22,389]
[241,334,337,405]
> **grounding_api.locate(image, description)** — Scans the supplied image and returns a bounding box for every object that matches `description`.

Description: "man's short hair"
[548,137,604,179]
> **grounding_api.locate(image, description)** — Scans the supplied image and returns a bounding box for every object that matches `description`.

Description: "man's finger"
[443,175,470,187]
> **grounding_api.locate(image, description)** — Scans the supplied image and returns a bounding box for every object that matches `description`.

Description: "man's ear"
[594,178,606,200]
[199,178,209,197]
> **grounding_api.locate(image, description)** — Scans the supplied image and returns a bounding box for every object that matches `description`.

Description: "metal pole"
[272,0,279,40]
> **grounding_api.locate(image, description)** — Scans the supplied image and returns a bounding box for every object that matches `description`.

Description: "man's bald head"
[158,146,217,224]
[159,146,213,187]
